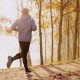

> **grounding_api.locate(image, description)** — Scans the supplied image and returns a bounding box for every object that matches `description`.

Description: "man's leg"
[12,53,22,60]
[7,53,22,68]
[19,41,31,73]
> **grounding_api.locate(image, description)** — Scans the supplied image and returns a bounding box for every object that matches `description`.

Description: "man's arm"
[11,20,18,31]
[31,19,37,31]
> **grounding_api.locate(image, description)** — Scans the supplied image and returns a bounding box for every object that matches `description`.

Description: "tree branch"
[63,9,76,16]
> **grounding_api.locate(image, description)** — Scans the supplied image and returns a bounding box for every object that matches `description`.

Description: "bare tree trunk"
[73,0,79,60]
[44,28,46,64]
[77,0,80,60]
[67,15,70,61]
[50,0,54,63]
[27,51,32,66]
[77,23,80,60]
[67,0,70,61]
[39,0,44,65]
[57,0,63,63]
[16,0,22,67]
[16,0,19,18]
[20,0,23,9]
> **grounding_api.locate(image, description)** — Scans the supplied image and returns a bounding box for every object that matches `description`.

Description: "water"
[0,35,40,69]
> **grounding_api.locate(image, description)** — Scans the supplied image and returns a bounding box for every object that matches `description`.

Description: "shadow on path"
[50,64,67,72]
[40,65,57,74]
[72,61,80,65]
[30,68,43,79]
[70,63,80,68]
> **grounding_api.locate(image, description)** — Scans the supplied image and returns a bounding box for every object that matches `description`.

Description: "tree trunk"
[39,0,44,65]
[44,28,46,64]
[27,51,32,66]
[73,0,79,60]
[57,0,63,63]
[67,0,70,61]
[77,23,79,60]
[20,0,23,9]
[50,0,54,63]
[77,0,80,60]
[16,0,19,18]
[16,0,22,67]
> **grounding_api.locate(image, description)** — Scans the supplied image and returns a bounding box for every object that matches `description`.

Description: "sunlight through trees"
[0,0,80,66]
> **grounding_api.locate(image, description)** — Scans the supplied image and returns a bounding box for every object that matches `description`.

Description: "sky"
[0,0,38,24]
[0,0,18,19]
[0,0,18,68]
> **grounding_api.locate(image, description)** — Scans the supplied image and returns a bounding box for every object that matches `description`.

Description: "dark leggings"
[12,41,30,71]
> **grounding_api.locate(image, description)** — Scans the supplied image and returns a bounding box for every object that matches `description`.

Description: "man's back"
[11,15,37,41]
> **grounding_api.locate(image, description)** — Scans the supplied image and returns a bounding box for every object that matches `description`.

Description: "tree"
[57,0,63,63]
[16,0,22,67]
[77,0,80,60]
[67,0,70,61]
[73,0,79,60]
[50,0,54,63]
[39,0,44,65]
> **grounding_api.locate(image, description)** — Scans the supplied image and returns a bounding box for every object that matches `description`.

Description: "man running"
[7,8,37,74]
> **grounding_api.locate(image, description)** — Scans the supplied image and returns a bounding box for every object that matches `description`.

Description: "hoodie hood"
[20,15,31,21]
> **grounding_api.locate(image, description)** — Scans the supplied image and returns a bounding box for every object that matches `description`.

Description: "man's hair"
[22,8,29,15]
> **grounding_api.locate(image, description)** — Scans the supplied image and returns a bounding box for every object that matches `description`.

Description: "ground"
[0,61,80,80]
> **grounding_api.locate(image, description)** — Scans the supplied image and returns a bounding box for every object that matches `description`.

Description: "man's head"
[22,8,29,15]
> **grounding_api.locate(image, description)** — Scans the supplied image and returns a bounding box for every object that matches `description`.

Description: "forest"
[0,0,80,80]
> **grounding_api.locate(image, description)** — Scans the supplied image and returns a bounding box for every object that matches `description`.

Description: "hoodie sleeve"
[31,19,37,31]
[11,20,18,31]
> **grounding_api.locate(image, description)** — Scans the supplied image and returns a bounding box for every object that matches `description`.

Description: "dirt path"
[0,61,80,80]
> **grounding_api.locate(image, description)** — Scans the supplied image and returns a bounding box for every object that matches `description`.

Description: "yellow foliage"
[53,16,59,24]
[44,1,61,9]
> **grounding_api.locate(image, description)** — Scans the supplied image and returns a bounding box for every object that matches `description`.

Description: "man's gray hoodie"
[11,15,37,42]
